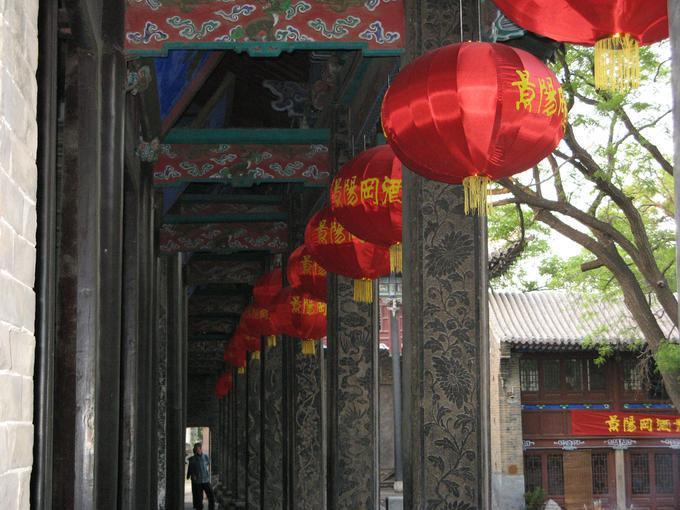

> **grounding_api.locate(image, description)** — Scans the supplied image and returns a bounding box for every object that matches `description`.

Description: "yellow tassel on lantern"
[353,278,373,303]
[237,366,246,375]
[252,351,260,361]
[267,335,277,348]
[301,339,316,356]
[462,175,491,216]
[389,243,402,274]
[594,33,640,93]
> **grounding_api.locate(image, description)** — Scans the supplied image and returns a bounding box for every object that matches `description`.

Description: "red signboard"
[571,410,680,437]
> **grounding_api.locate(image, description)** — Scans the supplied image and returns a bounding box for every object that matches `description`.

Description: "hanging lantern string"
[353,278,374,303]
[594,33,640,92]
[267,335,277,348]
[301,339,316,356]
[238,366,246,375]
[463,175,492,216]
[251,351,260,361]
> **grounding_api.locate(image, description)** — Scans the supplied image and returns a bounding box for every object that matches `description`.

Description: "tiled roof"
[489,290,678,348]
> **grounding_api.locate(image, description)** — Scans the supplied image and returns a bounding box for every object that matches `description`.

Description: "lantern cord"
[267,335,277,348]
[594,34,640,93]
[463,175,491,216]
[252,351,260,361]
[353,278,374,303]
[390,243,403,274]
[238,366,246,375]
[301,339,316,356]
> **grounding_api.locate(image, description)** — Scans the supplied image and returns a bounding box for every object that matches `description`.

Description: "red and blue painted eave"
[125,0,406,58]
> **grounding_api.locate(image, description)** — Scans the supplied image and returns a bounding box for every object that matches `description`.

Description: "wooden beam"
[160,52,224,137]
[164,213,287,224]
[180,194,284,204]
[162,128,330,145]
[190,71,235,129]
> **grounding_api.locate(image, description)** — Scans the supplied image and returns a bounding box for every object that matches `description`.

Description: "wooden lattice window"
[524,455,542,492]
[520,359,539,392]
[591,452,609,495]
[631,453,650,494]
[654,453,674,494]
[623,359,643,391]
[547,454,564,495]
[543,359,560,391]
[564,359,583,391]
[588,360,606,391]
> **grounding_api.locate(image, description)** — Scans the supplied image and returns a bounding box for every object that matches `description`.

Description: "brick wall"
[0,1,39,508]
[490,335,526,510]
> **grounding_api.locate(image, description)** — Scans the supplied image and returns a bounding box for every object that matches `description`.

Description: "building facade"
[490,291,680,510]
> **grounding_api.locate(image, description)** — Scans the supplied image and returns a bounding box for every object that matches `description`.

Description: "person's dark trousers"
[191,482,215,510]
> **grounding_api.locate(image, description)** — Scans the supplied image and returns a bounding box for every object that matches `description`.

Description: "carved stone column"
[236,369,248,503]
[247,351,262,509]
[401,1,491,508]
[263,339,284,509]
[292,341,325,510]
[327,275,379,509]
[155,258,169,509]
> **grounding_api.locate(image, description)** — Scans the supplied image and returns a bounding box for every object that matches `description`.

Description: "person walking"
[187,442,215,510]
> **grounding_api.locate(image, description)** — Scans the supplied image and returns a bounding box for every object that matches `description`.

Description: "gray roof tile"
[489,290,678,347]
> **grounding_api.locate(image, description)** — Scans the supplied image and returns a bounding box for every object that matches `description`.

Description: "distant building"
[490,291,679,510]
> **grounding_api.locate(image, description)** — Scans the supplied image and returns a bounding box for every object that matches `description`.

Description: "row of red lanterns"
[217,1,670,397]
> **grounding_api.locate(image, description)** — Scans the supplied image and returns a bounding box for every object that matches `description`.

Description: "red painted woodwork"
[159,222,288,253]
[125,1,405,55]
[153,143,330,186]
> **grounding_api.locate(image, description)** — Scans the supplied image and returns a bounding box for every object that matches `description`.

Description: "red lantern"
[304,207,390,303]
[223,334,246,373]
[492,0,668,91]
[232,324,262,361]
[287,245,328,302]
[241,303,276,336]
[272,287,327,355]
[253,268,282,305]
[330,145,403,273]
[215,371,234,399]
[381,42,566,214]
[252,268,282,347]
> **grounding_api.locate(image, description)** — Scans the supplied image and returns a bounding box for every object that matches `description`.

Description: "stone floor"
[184,481,402,509]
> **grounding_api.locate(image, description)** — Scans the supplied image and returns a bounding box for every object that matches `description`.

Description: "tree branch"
[618,107,673,176]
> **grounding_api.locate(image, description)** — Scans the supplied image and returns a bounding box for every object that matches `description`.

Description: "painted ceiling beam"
[162,128,330,145]
[191,283,254,296]
[180,194,284,204]
[164,213,287,224]
[187,259,263,286]
[159,222,288,254]
[125,2,405,57]
[188,313,242,321]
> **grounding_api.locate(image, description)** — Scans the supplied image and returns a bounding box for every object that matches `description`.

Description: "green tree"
[490,42,680,407]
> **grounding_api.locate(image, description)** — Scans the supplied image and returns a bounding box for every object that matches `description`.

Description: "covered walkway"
[29,0,502,509]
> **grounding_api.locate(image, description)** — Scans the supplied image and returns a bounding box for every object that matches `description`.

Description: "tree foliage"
[489,42,680,407]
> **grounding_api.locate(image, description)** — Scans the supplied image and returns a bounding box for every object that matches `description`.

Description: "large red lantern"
[330,145,403,273]
[272,287,327,355]
[381,42,566,214]
[287,244,327,302]
[214,371,234,399]
[253,268,282,305]
[492,0,668,92]
[304,207,390,303]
